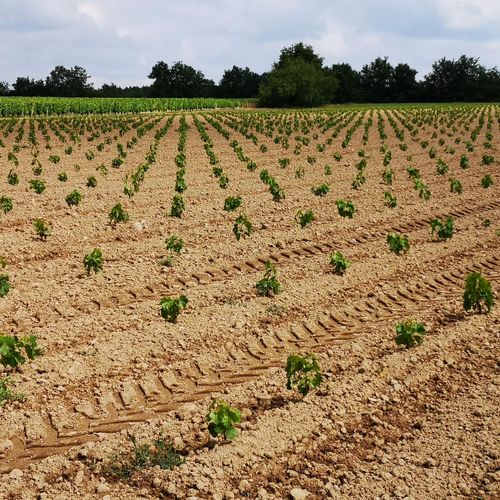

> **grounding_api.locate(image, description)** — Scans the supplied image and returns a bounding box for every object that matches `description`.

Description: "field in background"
[0,104,498,498]
[0,96,256,116]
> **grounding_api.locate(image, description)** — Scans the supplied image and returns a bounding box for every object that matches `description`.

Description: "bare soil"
[0,106,498,499]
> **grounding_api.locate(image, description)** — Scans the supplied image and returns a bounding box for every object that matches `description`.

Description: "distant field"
[0,103,498,498]
[0,96,255,115]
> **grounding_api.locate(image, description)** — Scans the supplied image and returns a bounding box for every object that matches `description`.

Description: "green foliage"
[449,178,463,194]
[218,173,229,189]
[7,170,19,185]
[387,232,410,255]
[86,176,97,188]
[285,353,323,397]
[333,151,342,162]
[0,335,42,368]
[295,209,315,228]
[65,189,82,206]
[109,203,129,224]
[224,196,242,212]
[103,435,183,480]
[48,154,60,164]
[335,199,355,218]
[463,272,494,313]
[382,168,394,185]
[256,261,281,296]
[57,172,68,182]
[481,175,493,188]
[436,159,449,175]
[395,320,426,348]
[481,154,494,165]
[311,184,329,196]
[460,154,469,169]
[430,217,454,241]
[233,214,253,241]
[0,377,25,406]
[324,164,332,175]
[295,166,305,178]
[83,248,103,275]
[33,219,50,240]
[0,196,13,214]
[246,160,257,171]
[160,295,188,323]
[206,399,241,440]
[0,274,10,297]
[165,236,184,254]
[384,191,397,208]
[170,194,185,218]
[29,179,46,194]
[329,251,351,275]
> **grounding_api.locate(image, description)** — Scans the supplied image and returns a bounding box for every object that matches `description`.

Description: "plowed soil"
[0,106,498,499]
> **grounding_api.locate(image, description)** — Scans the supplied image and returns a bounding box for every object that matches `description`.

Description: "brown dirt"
[0,105,498,499]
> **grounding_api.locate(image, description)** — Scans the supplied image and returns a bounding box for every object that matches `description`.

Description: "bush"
[463,272,494,313]
[285,353,323,396]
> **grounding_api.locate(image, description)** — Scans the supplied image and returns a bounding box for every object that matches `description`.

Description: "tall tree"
[218,66,261,98]
[259,43,337,107]
[329,63,362,102]
[148,61,215,97]
[0,81,9,96]
[45,66,93,97]
[360,57,394,102]
[12,77,46,96]
[390,63,419,102]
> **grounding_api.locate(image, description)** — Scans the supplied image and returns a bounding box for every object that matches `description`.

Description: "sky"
[0,0,499,88]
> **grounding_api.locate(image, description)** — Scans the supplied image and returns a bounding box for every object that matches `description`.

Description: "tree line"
[1,43,499,105]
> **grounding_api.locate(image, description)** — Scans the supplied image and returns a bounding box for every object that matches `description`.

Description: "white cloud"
[437,0,500,29]
[77,2,106,29]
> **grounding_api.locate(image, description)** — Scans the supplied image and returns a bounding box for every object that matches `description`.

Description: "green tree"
[329,63,362,102]
[218,66,261,98]
[360,57,394,102]
[45,66,93,97]
[259,43,337,107]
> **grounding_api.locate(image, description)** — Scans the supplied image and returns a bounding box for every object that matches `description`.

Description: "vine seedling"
[285,353,323,397]
[0,335,42,368]
[0,275,10,298]
[233,214,253,241]
[335,199,355,218]
[295,209,315,228]
[160,295,188,323]
[206,399,241,440]
[329,251,351,275]
[109,203,129,225]
[395,319,426,348]
[387,233,409,255]
[430,217,454,241]
[256,261,281,296]
[0,196,13,215]
[33,219,50,240]
[463,272,494,313]
[65,190,82,206]
[223,196,242,212]
[83,249,103,275]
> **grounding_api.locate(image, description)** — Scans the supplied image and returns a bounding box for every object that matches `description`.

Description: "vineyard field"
[0,104,498,498]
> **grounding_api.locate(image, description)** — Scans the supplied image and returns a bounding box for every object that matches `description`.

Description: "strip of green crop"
[0,97,256,116]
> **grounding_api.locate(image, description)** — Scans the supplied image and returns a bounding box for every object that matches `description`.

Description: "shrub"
[430,217,454,241]
[481,175,493,188]
[160,295,188,323]
[256,261,281,296]
[0,196,13,214]
[463,272,494,313]
[224,196,242,212]
[285,353,323,396]
[233,214,253,241]
[335,199,355,218]
[295,209,315,228]
[387,232,409,255]
[0,335,42,368]
[29,179,45,194]
[109,203,129,224]
[0,274,10,297]
[329,251,350,275]
[33,219,50,240]
[395,320,426,348]
[83,248,103,275]
[170,195,185,218]
[311,184,329,197]
[206,400,241,440]
[65,190,82,206]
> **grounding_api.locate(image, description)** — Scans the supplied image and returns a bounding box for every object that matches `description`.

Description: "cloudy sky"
[0,0,499,88]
